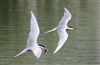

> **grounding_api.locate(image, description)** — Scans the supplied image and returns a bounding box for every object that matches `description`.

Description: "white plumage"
[45,7,73,54]
[14,12,42,59]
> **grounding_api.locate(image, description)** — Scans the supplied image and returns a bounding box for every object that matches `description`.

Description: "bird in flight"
[45,7,73,54]
[14,12,48,59]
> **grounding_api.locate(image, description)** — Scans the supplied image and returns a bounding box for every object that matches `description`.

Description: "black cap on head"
[68,26,72,28]
[38,44,45,47]
[39,44,48,54]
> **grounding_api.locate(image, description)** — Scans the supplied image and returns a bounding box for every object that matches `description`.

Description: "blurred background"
[0,0,100,65]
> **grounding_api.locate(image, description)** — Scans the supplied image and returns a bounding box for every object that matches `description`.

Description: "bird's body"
[15,12,47,59]
[45,7,73,54]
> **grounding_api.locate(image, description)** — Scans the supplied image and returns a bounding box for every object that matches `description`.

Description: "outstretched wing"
[15,12,42,59]
[57,7,72,27]
[53,30,68,54]
[45,27,57,33]
[27,12,40,47]
[14,48,28,57]
[31,46,42,59]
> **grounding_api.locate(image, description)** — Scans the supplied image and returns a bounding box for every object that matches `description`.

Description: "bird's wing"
[27,12,40,47]
[57,7,72,27]
[53,30,68,54]
[14,48,28,57]
[45,27,57,33]
[31,46,42,59]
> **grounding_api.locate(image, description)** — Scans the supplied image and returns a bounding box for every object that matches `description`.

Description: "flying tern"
[14,12,48,59]
[45,7,73,54]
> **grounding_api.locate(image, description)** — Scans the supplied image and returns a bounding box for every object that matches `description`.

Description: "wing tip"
[36,56,40,59]
[44,30,51,34]
[64,7,67,10]
[53,51,57,54]
[14,54,20,58]
[30,11,34,16]
[64,7,70,13]
[30,11,32,14]
[64,7,72,18]
[64,7,69,12]
[53,49,59,54]
[14,55,17,58]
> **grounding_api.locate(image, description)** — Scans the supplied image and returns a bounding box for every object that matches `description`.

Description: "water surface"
[0,0,100,65]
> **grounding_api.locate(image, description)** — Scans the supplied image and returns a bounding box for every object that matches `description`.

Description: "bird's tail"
[45,27,57,33]
[14,48,27,57]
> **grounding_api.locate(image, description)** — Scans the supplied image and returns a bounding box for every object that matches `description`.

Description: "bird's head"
[39,44,48,54]
[67,26,74,30]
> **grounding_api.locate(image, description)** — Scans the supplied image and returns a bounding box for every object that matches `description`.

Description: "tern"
[14,12,48,59]
[45,7,73,54]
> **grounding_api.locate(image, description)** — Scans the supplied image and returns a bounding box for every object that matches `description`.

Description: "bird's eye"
[44,48,48,54]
